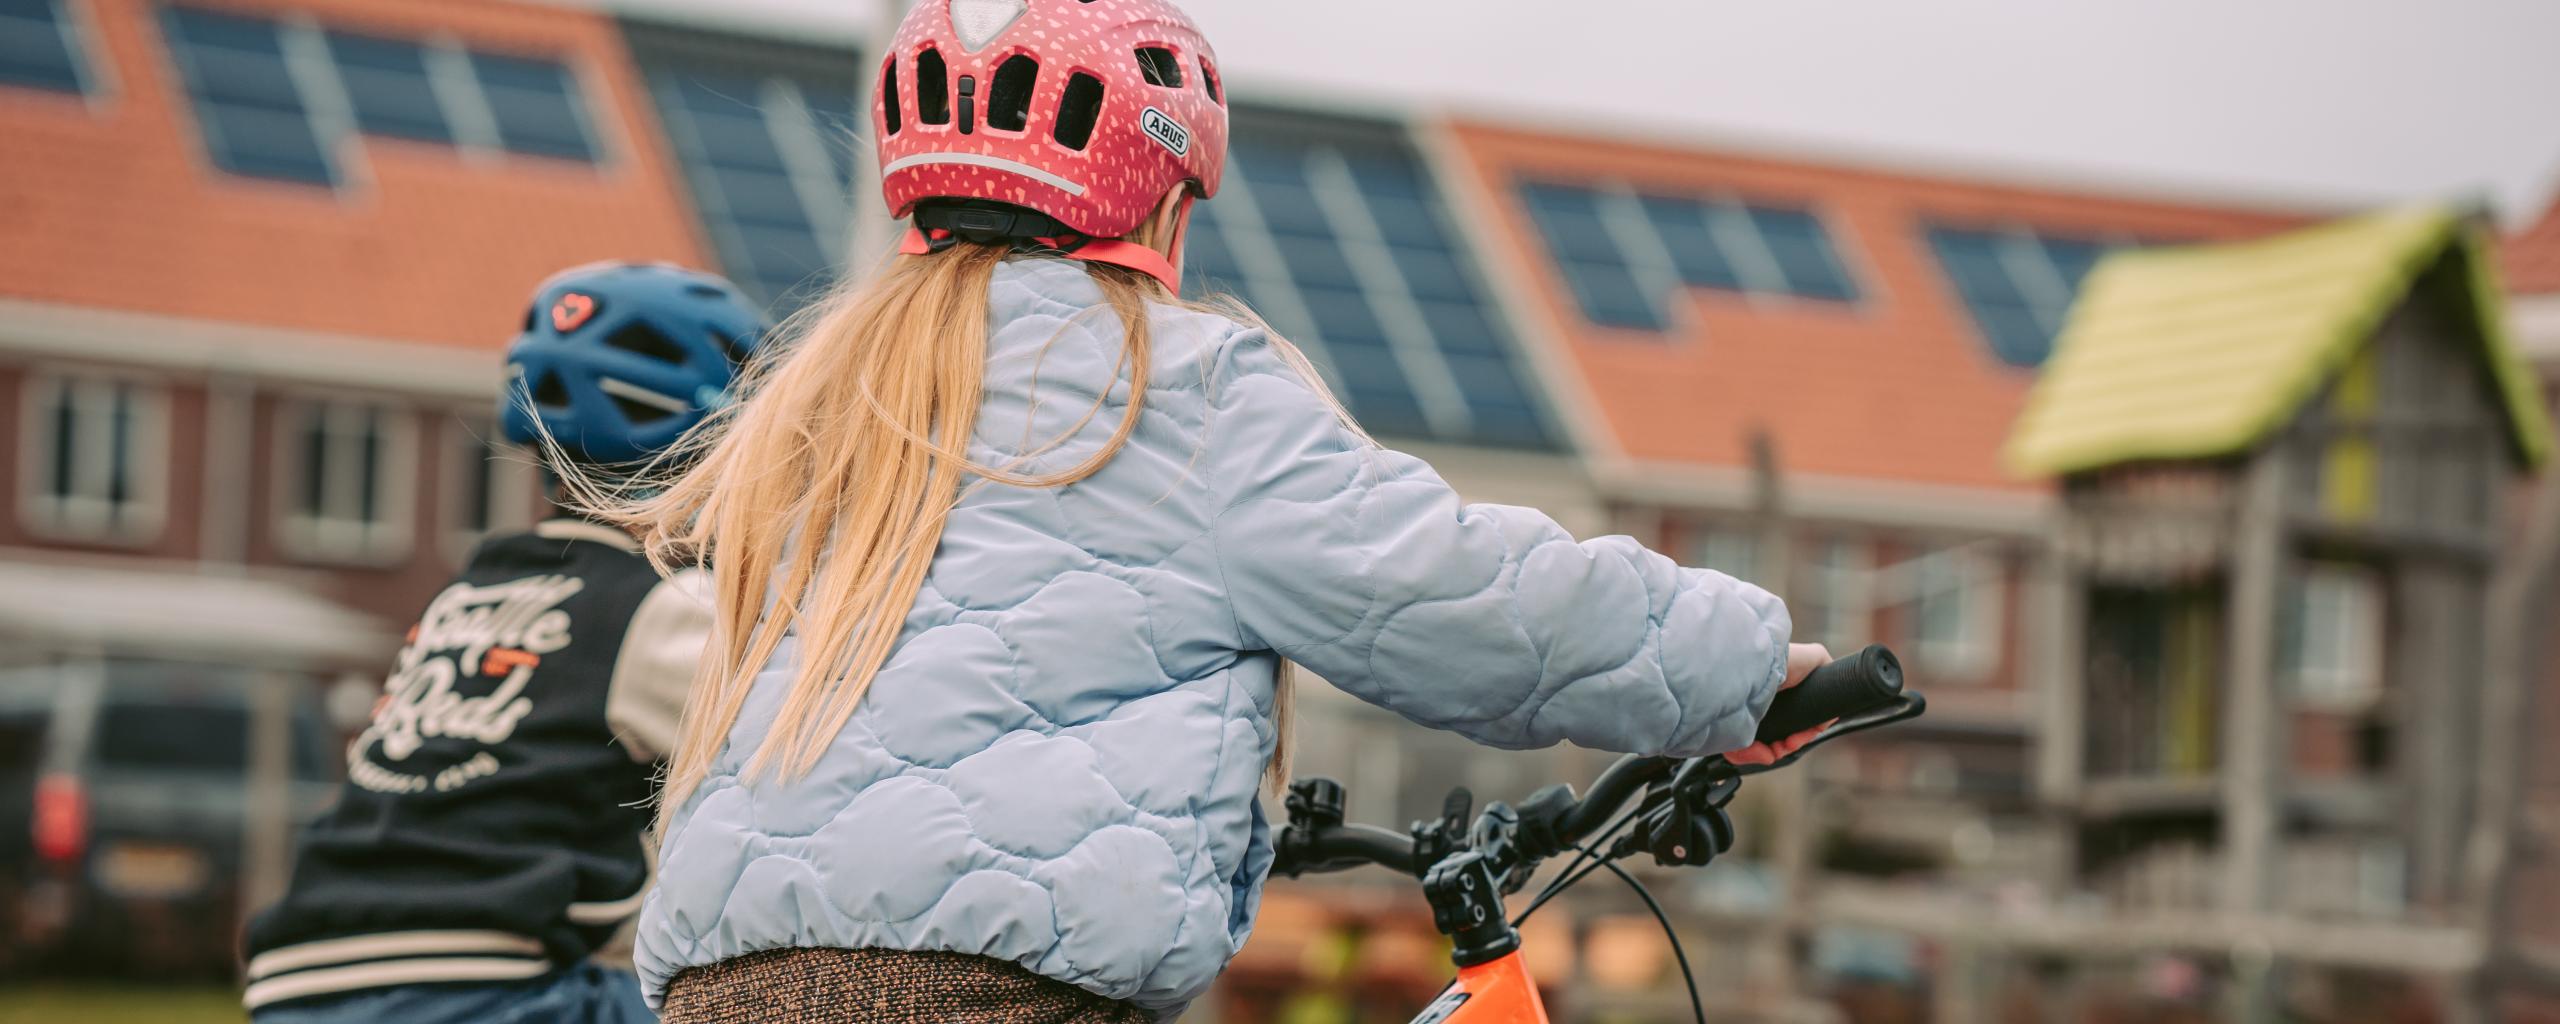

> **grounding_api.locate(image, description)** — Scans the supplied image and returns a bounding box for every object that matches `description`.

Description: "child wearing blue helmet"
[241,262,769,1024]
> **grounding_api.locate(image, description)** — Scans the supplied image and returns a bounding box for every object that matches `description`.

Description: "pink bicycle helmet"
[875,0,1229,289]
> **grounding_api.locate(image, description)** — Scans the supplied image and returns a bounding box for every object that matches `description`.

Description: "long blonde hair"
[568,226,1320,825]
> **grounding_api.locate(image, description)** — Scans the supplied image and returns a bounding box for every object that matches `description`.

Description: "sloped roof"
[0,0,705,350]
[2505,194,2560,296]
[2008,206,2555,476]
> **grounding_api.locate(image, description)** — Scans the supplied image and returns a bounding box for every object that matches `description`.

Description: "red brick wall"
[0,0,707,351]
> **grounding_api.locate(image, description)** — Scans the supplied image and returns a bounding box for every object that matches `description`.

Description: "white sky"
[586,0,2560,225]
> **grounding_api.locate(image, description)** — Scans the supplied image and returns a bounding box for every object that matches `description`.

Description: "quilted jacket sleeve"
[1205,330,1794,758]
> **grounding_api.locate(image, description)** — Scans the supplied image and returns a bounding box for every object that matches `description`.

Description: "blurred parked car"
[0,660,337,980]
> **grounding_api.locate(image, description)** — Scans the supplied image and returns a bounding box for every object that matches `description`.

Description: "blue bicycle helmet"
[501,261,770,467]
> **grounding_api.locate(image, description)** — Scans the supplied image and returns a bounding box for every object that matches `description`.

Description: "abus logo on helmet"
[1141,107,1190,158]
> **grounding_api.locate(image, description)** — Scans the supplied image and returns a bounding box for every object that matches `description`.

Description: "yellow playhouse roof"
[2006,206,2554,476]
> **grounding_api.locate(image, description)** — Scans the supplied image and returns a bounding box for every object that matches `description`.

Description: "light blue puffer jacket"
[635,259,1792,1016]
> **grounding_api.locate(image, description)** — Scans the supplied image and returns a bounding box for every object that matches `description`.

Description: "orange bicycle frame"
[1409,950,1548,1024]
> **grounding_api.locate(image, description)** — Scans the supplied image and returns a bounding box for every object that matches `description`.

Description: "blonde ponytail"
[562,226,1333,828]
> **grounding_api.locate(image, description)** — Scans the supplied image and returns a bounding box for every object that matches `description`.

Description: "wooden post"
[2400,563,2481,910]
[2462,453,2560,1013]
[2034,512,2088,925]
[2221,448,2290,1023]
[242,668,296,917]
[1749,429,1809,1012]
[2034,530,2086,807]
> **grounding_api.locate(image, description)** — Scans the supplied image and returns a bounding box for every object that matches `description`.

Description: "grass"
[0,985,241,1024]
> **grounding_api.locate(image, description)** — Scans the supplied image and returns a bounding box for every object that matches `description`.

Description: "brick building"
[5,0,2558,1019]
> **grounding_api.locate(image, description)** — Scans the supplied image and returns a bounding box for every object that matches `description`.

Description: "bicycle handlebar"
[1273,644,1919,881]
[1754,644,1904,744]
[1287,822,1417,875]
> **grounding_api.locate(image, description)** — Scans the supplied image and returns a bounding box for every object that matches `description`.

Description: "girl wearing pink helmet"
[598,1,1829,1020]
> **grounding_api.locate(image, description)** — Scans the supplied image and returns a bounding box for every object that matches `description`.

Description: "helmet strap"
[904,201,1184,292]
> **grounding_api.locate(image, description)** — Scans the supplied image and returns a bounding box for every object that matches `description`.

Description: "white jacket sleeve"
[1206,331,1793,757]
[605,567,713,763]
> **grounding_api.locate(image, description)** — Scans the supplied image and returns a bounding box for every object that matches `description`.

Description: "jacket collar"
[534,518,641,553]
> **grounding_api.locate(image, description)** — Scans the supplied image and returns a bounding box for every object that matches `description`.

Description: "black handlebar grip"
[1753,644,1903,745]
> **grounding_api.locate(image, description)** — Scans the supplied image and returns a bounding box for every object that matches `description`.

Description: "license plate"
[95,844,210,900]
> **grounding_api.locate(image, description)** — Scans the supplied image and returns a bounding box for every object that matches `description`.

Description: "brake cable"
[1599,859,1707,1024]
[1510,797,1647,927]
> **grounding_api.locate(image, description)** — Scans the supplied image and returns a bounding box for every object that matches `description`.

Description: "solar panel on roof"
[1187,130,1559,451]
[326,31,451,144]
[1928,225,2120,368]
[1517,180,1863,329]
[470,51,595,162]
[0,0,87,95]
[641,64,857,313]
[164,7,335,186]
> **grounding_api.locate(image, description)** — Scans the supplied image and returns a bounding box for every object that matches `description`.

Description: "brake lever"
[1723,692,1928,778]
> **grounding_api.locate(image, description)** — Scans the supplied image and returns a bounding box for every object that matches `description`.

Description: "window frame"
[270,395,417,565]
[1516,177,1867,335]
[1795,537,1874,656]
[438,412,537,562]
[1924,221,2129,370]
[465,46,603,164]
[2282,561,2386,712]
[161,7,613,192]
[16,368,172,545]
[1894,544,2003,682]
[158,4,344,188]
[1683,522,1763,584]
[1193,135,1556,449]
[648,68,851,308]
[0,0,103,99]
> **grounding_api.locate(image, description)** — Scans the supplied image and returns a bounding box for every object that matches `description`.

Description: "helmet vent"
[1135,47,1183,88]
[987,55,1038,132]
[531,370,570,409]
[916,48,951,125]
[881,58,904,136]
[1054,72,1104,151]
[1200,57,1222,105]
[610,395,678,425]
[948,0,1028,52]
[605,322,686,364]
[706,328,751,361]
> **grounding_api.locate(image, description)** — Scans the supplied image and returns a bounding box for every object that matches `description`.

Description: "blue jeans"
[252,962,655,1024]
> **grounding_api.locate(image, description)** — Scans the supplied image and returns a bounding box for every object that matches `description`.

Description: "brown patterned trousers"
[661,948,1152,1024]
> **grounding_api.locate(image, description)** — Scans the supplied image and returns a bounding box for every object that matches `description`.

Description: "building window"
[468,50,596,162]
[646,69,856,309]
[324,30,450,143]
[2282,563,2385,710]
[444,415,535,552]
[276,399,413,562]
[1795,538,1872,655]
[1516,179,1862,332]
[1180,136,1555,449]
[1895,545,2001,681]
[165,8,606,187]
[162,6,336,185]
[1,0,90,95]
[1926,224,2116,369]
[19,373,167,541]
[1684,524,1762,584]
[1517,182,1664,331]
